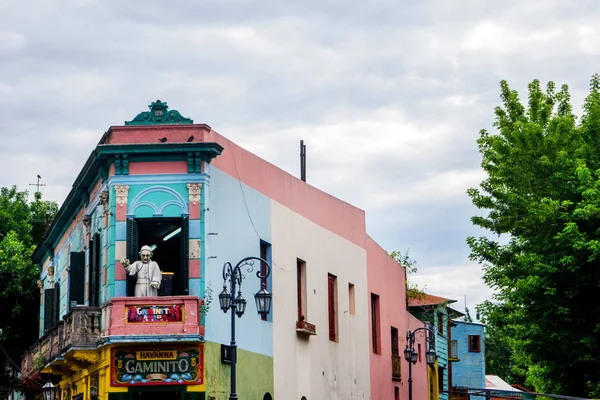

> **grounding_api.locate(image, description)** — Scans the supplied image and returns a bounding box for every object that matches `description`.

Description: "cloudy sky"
[1,0,599,313]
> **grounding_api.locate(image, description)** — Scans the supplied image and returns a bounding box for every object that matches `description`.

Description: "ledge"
[296,320,317,336]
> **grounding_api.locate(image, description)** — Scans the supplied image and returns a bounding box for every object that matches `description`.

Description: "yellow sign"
[136,350,178,361]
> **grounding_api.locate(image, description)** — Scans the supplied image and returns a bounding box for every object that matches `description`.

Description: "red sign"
[127,304,183,323]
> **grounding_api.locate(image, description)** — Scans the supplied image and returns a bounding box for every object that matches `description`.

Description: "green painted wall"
[204,341,273,400]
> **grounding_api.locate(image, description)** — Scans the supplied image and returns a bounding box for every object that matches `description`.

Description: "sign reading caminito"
[111,346,203,386]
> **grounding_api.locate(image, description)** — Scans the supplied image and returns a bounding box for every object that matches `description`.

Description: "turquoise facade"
[451,321,485,389]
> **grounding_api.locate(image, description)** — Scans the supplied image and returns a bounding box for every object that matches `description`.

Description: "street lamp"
[219,256,272,400]
[404,326,437,400]
[42,381,57,400]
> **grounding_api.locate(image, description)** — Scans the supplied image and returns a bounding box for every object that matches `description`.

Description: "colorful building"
[22,100,432,400]
[408,293,464,400]
[450,321,485,390]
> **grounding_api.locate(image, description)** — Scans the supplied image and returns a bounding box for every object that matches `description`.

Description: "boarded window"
[328,274,337,342]
[348,283,355,315]
[260,241,271,321]
[371,293,380,353]
[391,326,399,356]
[297,259,307,321]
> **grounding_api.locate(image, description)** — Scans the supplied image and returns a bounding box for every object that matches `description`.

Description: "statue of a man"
[121,245,162,297]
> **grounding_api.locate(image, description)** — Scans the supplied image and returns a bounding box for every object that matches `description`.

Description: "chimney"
[300,140,306,182]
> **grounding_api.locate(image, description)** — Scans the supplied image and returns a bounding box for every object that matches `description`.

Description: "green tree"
[390,249,426,301]
[468,75,600,397]
[0,187,57,391]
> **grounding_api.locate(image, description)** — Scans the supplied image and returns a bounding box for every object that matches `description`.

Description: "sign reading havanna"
[111,346,203,386]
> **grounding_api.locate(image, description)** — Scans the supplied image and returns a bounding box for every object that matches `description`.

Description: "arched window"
[262,394,272,400]
[301,397,307,400]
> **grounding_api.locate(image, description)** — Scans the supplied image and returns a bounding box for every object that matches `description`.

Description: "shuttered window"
[44,288,55,332]
[70,252,85,307]
[89,233,101,306]
[328,274,337,342]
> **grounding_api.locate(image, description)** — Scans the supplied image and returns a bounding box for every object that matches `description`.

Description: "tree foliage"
[468,75,600,397]
[0,187,57,391]
[390,249,426,301]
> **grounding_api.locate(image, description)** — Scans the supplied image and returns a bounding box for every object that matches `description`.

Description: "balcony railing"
[22,306,102,378]
[392,354,401,380]
[22,296,205,380]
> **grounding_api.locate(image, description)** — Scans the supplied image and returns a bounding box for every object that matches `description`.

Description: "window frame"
[468,334,481,352]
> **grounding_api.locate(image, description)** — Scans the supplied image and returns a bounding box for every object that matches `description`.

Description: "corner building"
[22,101,430,400]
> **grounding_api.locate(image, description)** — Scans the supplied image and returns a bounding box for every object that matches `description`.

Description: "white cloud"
[1,0,599,308]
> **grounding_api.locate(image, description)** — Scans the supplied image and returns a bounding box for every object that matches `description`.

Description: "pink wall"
[129,161,188,175]
[367,235,429,400]
[204,130,367,248]
[105,125,367,249]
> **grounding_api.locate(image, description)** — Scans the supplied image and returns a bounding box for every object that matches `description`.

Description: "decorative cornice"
[114,185,129,208]
[99,191,109,213]
[125,100,193,125]
[71,350,99,365]
[187,183,202,205]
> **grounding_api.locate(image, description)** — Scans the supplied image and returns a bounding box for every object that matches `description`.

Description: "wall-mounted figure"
[121,245,162,297]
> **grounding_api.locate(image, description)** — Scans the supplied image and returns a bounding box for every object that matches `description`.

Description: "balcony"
[296,320,317,336]
[22,296,205,383]
[392,354,401,380]
[22,306,102,380]
[101,296,204,340]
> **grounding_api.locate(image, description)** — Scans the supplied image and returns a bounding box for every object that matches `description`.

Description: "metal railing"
[446,388,591,400]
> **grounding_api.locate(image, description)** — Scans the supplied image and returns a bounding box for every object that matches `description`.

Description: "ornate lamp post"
[219,257,272,400]
[42,381,57,400]
[404,326,437,400]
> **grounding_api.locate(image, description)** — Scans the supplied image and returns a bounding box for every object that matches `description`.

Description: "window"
[438,367,445,390]
[328,274,338,341]
[297,259,307,322]
[348,283,355,315]
[126,217,189,297]
[89,233,100,306]
[450,340,459,359]
[371,293,380,353]
[69,251,85,308]
[437,312,444,335]
[418,343,422,362]
[260,241,271,321]
[468,335,481,352]
[394,387,400,400]
[43,282,60,332]
[391,327,399,356]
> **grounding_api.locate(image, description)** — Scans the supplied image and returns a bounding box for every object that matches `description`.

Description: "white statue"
[121,245,162,297]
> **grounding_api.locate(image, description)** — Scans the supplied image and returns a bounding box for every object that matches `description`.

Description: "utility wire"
[230,147,286,272]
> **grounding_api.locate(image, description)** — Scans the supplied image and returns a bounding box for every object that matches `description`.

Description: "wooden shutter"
[69,252,85,307]
[297,261,303,321]
[180,217,189,295]
[44,288,55,332]
[89,234,101,306]
[328,274,336,341]
[126,218,138,297]
[53,282,60,325]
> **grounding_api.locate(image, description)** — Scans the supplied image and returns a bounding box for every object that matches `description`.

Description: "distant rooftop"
[408,292,457,307]
[485,375,521,391]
